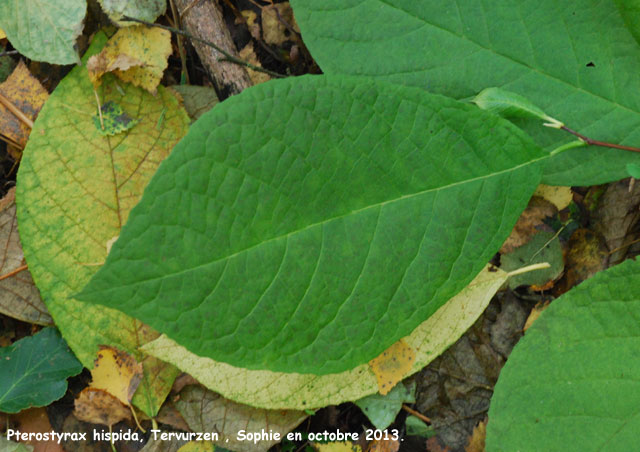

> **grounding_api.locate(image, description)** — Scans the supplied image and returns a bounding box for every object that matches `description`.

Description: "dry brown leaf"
[175,385,306,452]
[90,346,143,406]
[367,439,400,452]
[500,196,557,254]
[368,339,416,395]
[559,228,609,293]
[0,187,51,325]
[464,420,486,452]
[0,61,48,148]
[74,388,132,426]
[426,437,451,452]
[239,43,271,85]
[523,301,550,332]
[156,401,190,432]
[593,178,640,265]
[12,408,63,452]
[241,10,261,40]
[262,2,298,45]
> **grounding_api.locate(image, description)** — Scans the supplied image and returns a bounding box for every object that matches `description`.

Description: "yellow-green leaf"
[142,265,508,410]
[16,32,189,417]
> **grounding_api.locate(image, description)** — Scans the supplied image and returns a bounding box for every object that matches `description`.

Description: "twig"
[0,264,28,281]
[169,0,189,84]
[121,16,285,78]
[559,125,640,153]
[402,405,431,424]
[0,92,33,128]
[0,50,18,58]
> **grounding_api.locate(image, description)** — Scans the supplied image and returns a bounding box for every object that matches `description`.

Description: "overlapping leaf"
[0,0,85,64]
[78,74,544,375]
[290,0,640,186]
[0,328,82,413]
[487,258,640,451]
[16,33,189,416]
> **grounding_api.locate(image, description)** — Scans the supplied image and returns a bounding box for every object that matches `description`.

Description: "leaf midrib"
[95,153,548,290]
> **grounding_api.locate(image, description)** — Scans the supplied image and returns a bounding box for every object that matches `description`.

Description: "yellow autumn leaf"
[177,441,215,452]
[368,340,416,395]
[313,441,362,452]
[87,25,171,94]
[0,28,6,40]
[90,346,143,406]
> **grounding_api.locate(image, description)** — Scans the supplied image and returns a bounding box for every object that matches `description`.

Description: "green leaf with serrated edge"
[147,266,506,410]
[356,382,415,430]
[77,74,544,375]
[290,0,640,186]
[16,32,188,416]
[175,385,306,452]
[487,258,640,451]
[0,328,82,413]
[99,0,167,25]
[0,0,85,65]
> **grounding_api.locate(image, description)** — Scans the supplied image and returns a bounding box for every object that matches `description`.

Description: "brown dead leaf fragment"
[368,339,416,395]
[12,408,64,452]
[90,346,143,406]
[0,61,48,148]
[367,439,400,452]
[523,301,550,332]
[593,178,640,265]
[0,187,51,325]
[558,228,609,294]
[262,2,299,45]
[239,43,271,85]
[500,196,557,254]
[74,387,132,426]
[464,420,486,452]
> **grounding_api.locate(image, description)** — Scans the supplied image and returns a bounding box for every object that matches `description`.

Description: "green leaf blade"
[78,75,545,375]
[0,328,83,413]
[291,0,640,186]
[0,0,86,65]
[487,258,640,451]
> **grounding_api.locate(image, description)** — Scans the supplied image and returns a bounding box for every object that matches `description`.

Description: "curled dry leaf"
[74,388,132,427]
[0,188,51,325]
[0,61,48,148]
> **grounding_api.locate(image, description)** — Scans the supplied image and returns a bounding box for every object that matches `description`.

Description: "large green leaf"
[142,265,509,409]
[0,328,82,413]
[290,0,640,186]
[16,33,188,416]
[78,75,545,375]
[0,0,86,64]
[487,258,640,451]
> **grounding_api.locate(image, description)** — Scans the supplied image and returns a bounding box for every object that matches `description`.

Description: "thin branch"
[0,264,28,281]
[0,92,33,128]
[121,16,285,78]
[402,405,432,424]
[560,125,640,153]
